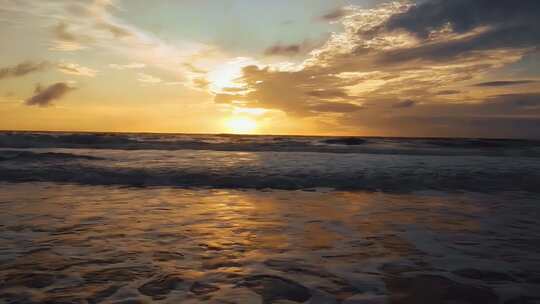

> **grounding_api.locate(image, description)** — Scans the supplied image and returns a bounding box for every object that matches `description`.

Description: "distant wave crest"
[1,132,539,157]
[0,150,103,162]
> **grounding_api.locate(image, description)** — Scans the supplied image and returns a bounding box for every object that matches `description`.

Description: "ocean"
[1,131,539,303]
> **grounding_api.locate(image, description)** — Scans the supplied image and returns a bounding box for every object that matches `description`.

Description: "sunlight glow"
[227,117,258,134]
[207,57,257,91]
[233,107,268,116]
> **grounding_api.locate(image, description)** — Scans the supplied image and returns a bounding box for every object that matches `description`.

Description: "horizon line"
[0,129,538,141]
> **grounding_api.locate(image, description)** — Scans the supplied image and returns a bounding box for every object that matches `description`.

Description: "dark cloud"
[0,61,50,79]
[340,93,540,138]
[382,0,540,63]
[264,43,302,56]
[392,99,416,108]
[320,8,347,21]
[386,0,539,37]
[367,116,540,138]
[474,80,537,87]
[25,83,75,107]
[264,38,325,57]
[416,93,540,117]
[379,25,539,64]
[435,90,460,95]
[484,93,540,111]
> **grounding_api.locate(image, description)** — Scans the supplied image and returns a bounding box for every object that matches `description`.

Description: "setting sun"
[227,117,258,134]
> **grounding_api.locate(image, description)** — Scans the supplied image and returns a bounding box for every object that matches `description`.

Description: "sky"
[1,0,539,138]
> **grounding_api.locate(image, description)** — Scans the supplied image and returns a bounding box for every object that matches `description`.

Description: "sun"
[227,117,258,134]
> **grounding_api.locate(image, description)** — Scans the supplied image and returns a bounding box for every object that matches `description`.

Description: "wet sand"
[0,183,539,303]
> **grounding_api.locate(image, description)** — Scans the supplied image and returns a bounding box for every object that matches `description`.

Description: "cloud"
[137,73,162,84]
[64,3,93,17]
[95,21,132,38]
[307,89,351,99]
[50,22,89,51]
[57,63,97,77]
[386,0,540,38]
[51,6,131,47]
[164,81,184,86]
[483,93,540,111]
[353,115,540,138]
[339,92,540,137]
[222,87,245,93]
[213,2,540,137]
[338,92,540,138]
[25,83,75,107]
[264,39,322,57]
[49,41,86,52]
[264,44,302,56]
[214,65,363,115]
[474,80,538,87]
[0,61,96,79]
[5,0,538,137]
[392,99,416,108]
[109,62,146,70]
[310,102,363,113]
[193,77,210,89]
[183,63,207,74]
[53,22,77,42]
[0,61,50,79]
[382,0,540,62]
[320,8,348,21]
[4,1,214,87]
[376,29,533,64]
[435,90,460,95]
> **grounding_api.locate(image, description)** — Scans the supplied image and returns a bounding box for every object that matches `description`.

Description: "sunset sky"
[1,0,539,137]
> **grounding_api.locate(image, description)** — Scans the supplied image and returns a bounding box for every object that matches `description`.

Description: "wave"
[1,132,540,157]
[1,148,539,193]
[322,137,368,145]
[0,150,103,162]
[2,165,538,193]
